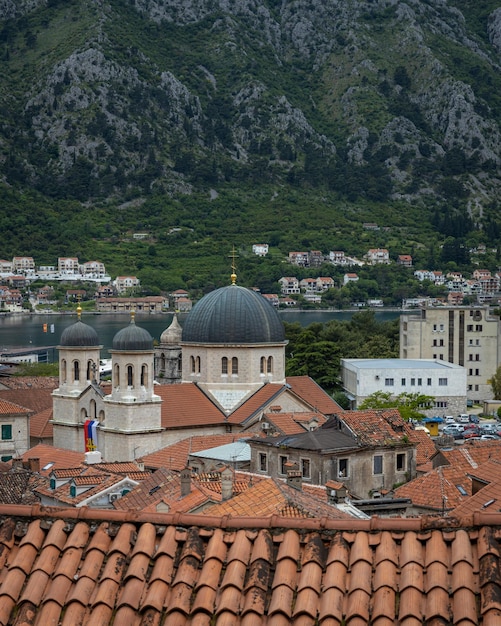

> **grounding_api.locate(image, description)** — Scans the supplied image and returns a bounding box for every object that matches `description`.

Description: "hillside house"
[114,275,140,294]
[397,254,413,267]
[12,256,35,275]
[279,277,300,295]
[58,257,80,275]
[365,248,390,264]
[343,273,359,285]
[252,244,269,256]
[288,252,309,267]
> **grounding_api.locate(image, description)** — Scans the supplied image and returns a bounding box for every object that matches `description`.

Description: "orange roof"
[452,459,501,519]
[141,433,253,471]
[29,407,53,440]
[265,411,326,435]
[0,387,54,414]
[18,444,85,476]
[201,477,354,519]
[0,398,32,415]
[0,504,500,624]
[227,383,286,424]
[341,408,414,446]
[395,464,472,511]
[155,384,226,428]
[286,376,343,415]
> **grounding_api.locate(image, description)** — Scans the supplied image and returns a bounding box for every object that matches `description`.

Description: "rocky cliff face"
[1,0,501,215]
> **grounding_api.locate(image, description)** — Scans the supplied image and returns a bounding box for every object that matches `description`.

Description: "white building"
[58,257,80,275]
[341,358,467,416]
[115,275,140,294]
[252,244,269,256]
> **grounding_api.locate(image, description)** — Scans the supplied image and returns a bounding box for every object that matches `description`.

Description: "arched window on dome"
[260,356,266,374]
[221,357,228,375]
[232,357,238,375]
[113,364,120,388]
[127,365,134,388]
[73,360,80,382]
[177,354,182,373]
[267,356,273,374]
[141,364,148,387]
[90,399,96,419]
[196,356,201,374]
[190,356,195,374]
[61,359,67,384]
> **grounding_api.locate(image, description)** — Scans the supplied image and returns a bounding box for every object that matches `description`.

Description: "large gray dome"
[182,284,285,344]
[112,319,153,351]
[60,320,99,347]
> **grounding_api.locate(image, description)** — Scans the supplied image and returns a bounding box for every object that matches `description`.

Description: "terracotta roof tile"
[155,384,226,428]
[142,434,252,471]
[286,376,343,415]
[29,406,53,440]
[227,384,287,425]
[18,444,85,476]
[0,387,54,414]
[2,504,501,623]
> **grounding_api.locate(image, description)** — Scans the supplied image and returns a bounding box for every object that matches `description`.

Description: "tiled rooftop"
[142,434,253,471]
[286,375,343,415]
[29,406,53,440]
[0,504,500,624]
[201,477,354,519]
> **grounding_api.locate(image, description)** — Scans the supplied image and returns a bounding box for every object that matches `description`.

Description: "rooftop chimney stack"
[286,462,302,491]
[180,467,191,497]
[221,466,233,501]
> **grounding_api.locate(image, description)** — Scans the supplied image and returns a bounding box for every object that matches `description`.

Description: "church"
[52,276,342,461]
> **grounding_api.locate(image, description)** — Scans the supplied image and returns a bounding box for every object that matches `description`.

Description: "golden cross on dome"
[230,245,238,285]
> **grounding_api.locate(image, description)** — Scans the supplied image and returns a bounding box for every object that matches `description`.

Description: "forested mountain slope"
[1,0,500,285]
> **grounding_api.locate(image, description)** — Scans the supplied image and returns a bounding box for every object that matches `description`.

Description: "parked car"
[480,423,499,434]
[458,414,470,424]
[444,416,456,424]
[463,427,481,439]
[480,434,500,440]
[469,415,480,424]
[443,426,463,439]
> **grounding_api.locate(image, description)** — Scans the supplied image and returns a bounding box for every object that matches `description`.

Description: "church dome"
[182,284,285,344]
[112,319,153,351]
[160,314,182,345]
[60,320,100,347]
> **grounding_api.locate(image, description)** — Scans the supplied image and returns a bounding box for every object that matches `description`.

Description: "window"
[74,360,80,382]
[127,365,133,387]
[232,357,238,375]
[417,378,422,386]
[411,378,415,386]
[439,324,444,331]
[439,354,444,360]
[373,455,383,475]
[476,325,483,332]
[258,453,267,472]
[438,378,448,386]
[301,458,311,479]
[439,339,444,346]
[434,401,448,408]
[70,485,76,498]
[401,378,406,386]
[141,365,147,387]
[396,453,406,472]
[475,385,479,391]
[1,455,12,462]
[385,378,394,386]
[338,458,348,478]
[267,356,273,373]
[279,455,288,475]
[467,324,473,332]
[475,354,480,361]
[1,425,12,441]
[475,369,480,376]
[432,339,437,346]
[427,378,432,386]
[221,357,228,375]
[190,356,196,373]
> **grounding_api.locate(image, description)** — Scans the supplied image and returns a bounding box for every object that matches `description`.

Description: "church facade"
[52,283,341,461]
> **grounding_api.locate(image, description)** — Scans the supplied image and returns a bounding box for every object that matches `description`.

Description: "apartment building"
[400,306,501,403]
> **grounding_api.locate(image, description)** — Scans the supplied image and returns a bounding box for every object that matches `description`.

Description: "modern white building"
[341,358,467,416]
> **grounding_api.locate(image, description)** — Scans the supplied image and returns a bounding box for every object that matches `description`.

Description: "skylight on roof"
[481,498,496,509]
[42,462,55,471]
[456,485,468,496]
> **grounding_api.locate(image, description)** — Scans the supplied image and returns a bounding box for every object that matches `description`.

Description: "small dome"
[112,319,153,351]
[182,284,285,344]
[60,320,99,347]
[160,315,182,345]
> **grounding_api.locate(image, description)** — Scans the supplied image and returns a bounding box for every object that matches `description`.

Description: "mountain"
[1,0,501,284]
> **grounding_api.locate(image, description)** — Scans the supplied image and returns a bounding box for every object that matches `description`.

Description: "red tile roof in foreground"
[0,505,501,625]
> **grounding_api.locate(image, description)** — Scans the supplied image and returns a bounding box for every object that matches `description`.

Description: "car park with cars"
[458,414,470,423]
[443,425,464,439]
[444,416,455,424]
[469,415,479,423]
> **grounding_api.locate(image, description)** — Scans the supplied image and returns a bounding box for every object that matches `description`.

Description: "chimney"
[11,458,24,471]
[286,462,302,491]
[180,467,191,497]
[135,458,145,472]
[221,466,233,501]
[28,457,40,473]
[325,480,347,504]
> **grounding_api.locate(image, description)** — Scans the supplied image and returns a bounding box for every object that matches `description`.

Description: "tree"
[358,391,434,421]
[488,366,501,400]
